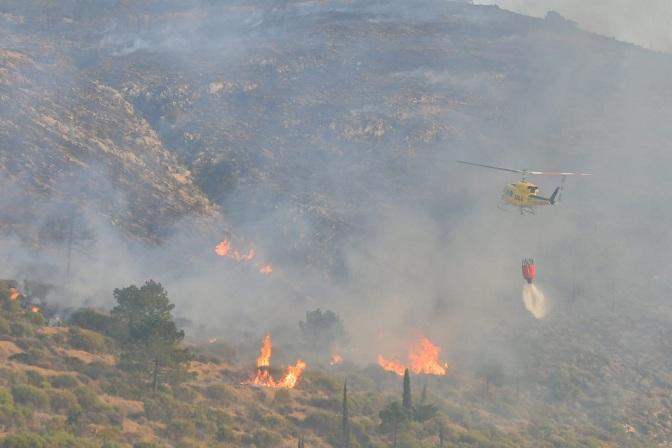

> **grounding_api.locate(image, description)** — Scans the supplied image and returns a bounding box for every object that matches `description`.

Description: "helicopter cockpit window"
[528,186,538,193]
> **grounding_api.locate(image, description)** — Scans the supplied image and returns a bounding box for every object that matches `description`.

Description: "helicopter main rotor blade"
[456,161,522,174]
[525,170,592,176]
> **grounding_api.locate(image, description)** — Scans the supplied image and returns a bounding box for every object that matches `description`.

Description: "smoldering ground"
[1,0,672,383]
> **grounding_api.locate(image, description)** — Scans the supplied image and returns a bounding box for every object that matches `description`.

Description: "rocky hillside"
[2,0,671,264]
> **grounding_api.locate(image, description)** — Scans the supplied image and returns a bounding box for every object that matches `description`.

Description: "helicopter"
[457,161,591,214]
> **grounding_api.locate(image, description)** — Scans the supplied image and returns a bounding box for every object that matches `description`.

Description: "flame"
[30,306,40,314]
[8,288,19,301]
[215,240,231,257]
[378,336,448,376]
[215,240,273,275]
[208,338,218,344]
[408,336,448,375]
[330,353,344,366]
[243,334,307,389]
[256,334,272,368]
[377,355,406,376]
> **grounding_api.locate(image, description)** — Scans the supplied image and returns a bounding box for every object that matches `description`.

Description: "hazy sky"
[474,0,672,53]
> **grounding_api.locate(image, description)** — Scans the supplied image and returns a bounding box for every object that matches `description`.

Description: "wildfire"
[30,306,40,314]
[243,334,307,389]
[214,240,230,257]
[378,336,448,376]
[215,239,273,275]
[330,353,344,366]
[8,288,19,301]
[208,338,218,344]
[377,355,406,376]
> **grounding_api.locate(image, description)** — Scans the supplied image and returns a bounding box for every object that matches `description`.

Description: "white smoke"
[522,283,548,319]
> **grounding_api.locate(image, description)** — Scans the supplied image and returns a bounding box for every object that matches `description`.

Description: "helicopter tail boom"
[529,187,561,205]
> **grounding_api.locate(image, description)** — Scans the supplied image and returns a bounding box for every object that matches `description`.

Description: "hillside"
[0,279,665,448]
[1,1,672,447]
[2,0,671,265]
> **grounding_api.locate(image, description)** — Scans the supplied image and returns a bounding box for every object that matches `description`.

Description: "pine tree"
[402,368,412,410]
[342,380,351,448]
[112,280,193,392]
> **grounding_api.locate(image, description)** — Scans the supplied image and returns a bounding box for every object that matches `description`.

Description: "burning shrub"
[378,336,448,376]
[243,334,307,389]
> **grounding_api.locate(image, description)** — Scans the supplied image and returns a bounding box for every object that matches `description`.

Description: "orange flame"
[8,288,19,301]
[378,336,448,376]
[31,306,40,314]
[215,240,273,275]
[330,353,344,366]
[215,240,230,257]
[377,355,406,376]
[243,334,307,389]
[257,334,272,368]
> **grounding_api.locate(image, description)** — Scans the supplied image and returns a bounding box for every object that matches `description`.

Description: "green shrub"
[308,396,340,411]
[73,386,101,411]
[0,388,14,406]
[50,374,79,389]
[1,431,46,448]
[80,361,109,380]
[25,370,46,388]
[273,389,293,406]
[43,430,97,448]
[69,309,127,341]
[173,385,197,402]
[166,417,197,440]
[101,442,125,448]
[216,425,235,442]
[204,384,233,401]
[68,327,111,353]
[9,321,33,337]
[102,377,140,400]
[11,385,49,409]
[0,318,11,335]
[302,410,339,433]
[49,389,80,414]
[251,428,282,447]
[24,312,45,326]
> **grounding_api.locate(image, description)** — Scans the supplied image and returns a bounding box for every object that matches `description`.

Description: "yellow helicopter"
[457,161,591,214]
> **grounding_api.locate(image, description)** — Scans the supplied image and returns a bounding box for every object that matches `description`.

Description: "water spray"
[521,259,548,319]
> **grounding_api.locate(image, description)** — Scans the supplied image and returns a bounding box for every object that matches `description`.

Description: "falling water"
[522,283,548,319]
